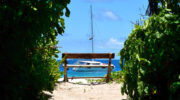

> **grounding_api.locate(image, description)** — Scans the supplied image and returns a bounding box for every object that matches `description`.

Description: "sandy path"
[49,82,127,100]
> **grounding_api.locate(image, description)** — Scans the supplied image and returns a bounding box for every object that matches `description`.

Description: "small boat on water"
[68,60,114,71]
[62,60,114,71]
[67,6,115,71]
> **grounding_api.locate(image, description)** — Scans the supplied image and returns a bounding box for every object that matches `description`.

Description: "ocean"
[59,59,121,77]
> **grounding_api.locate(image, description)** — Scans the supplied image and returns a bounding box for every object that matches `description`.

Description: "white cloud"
[103,10,120,21]
[94,9,120,21]
[107,38,124,46]
[97,38,124,50]
[84,0,119,2]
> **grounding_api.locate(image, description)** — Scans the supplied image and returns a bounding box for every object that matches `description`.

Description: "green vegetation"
[146,0,179,16]
[86,78,105,84]
[86,71,123,84]
[119,2,180,100]
[110,71,124,83]
[0,0,70,99]
[76,81,83,84]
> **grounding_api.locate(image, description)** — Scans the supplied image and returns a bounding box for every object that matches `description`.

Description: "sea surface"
[59,59,121,77]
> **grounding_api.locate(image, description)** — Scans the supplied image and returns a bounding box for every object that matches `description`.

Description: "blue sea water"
[59,59,121,77]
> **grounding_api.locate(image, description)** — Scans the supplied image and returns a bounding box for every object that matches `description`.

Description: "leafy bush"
[87,78,105,84]
[86,71,124,84]
[120,9,180,100]
[0,0,70,99]
[110,71,124,83]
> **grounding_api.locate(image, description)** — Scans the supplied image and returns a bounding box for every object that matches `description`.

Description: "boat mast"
[90,5,94,53]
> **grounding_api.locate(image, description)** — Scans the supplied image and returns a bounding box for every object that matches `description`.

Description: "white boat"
[70,61,114,71]
[69,5,115,71]
[71,61,114,71]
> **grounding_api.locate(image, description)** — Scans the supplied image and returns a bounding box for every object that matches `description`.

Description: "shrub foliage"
[0,0,70,99]
[120,9,180,100]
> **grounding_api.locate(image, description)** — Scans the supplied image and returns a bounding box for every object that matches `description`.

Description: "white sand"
[58,78,89,84]
[47,78,127,100]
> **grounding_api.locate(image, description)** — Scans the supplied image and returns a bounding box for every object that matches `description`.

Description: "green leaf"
[65,7,70,17]
[140,58,151,64]
[160,50,164,57]
[144,86,149,94]
[18,10,23,16]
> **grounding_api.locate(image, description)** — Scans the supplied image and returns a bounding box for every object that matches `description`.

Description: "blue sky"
[57,0,148,59]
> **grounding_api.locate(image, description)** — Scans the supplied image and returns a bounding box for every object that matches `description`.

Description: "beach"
[46,78,127,100]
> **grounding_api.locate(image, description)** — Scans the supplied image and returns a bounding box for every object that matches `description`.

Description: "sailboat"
[69,5,114,71]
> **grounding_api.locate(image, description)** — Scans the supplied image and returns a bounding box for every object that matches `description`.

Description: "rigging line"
[90,5,94,53]
[85,6,92,53]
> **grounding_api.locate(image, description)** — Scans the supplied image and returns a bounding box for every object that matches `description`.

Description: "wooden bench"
[62,53,115,82]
